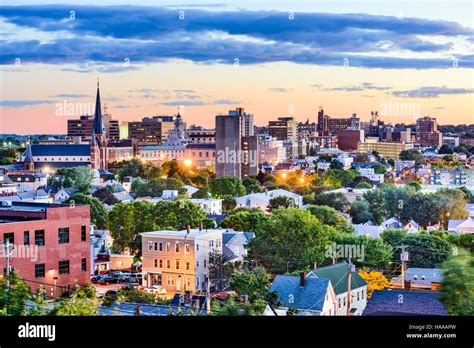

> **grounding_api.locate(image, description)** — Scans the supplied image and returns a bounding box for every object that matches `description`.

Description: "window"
[338,298,341,309]
[186,262,190,271]
[154,259,158,267]
[196,244,199,251]
[159,242,163,252]
[357,291,360,302]
[196,261,199,267]
[159,259,163,268]
[186,277,191,287]
[81,226,87,241]
[59,260,70,275]
[203,259,207,267]
[24,231,29,246]
[166,243,171,252]
[362,290,365,300]
[185,244,190,253]
[148,241,153,251]
[166,260,171,269]
[3,233,14,244]
[154,242,158,251]
[35,230,45,246]
[35,264,45,278]
[175,243,179,253]
[81,258,87,272]
[176,260,180,270]
[58,227,70,244]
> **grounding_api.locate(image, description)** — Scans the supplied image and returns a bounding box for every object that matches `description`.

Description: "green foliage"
[222,195,237,213]
[402,235,452,268]
[57,167,95,193]
[267,195,295,212]
[440,251,474,315]
[306,205,354,233]
[220,209,269,232]
[115,158,163,181]
[350,199,373,224]
[363,190,386,225]
[191,188,210,198]
[242,178,261,194]
[248,207,333,274]
[66,193,108,229]
[229,267,273,304]
[0,271,32,315]
[209,176,246,197]
[132,177,185,197]
[310,192,351,214]
[54,285,99,316]
[399,149,423,162]
[333,235,393,268]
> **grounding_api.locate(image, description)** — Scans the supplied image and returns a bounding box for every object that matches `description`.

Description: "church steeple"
[93,78,104,135]
[24,138,35,170]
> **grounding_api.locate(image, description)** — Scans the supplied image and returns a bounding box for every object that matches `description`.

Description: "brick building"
[0,202,90,297]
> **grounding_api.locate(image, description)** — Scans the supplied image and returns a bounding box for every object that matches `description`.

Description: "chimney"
[299,272,306,287]
[186,225,191,234]
[404,279,412,291]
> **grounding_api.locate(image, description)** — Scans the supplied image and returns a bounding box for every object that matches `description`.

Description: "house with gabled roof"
[363,289,447,316]
[264,273,337,316]
[307,261,368,316]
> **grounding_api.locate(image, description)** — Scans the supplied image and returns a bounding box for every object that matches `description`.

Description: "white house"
[54,187,78,202]
[308,262,368,316]
[189,198,222,215]
[235,189,303,210]
[162,190,179,200]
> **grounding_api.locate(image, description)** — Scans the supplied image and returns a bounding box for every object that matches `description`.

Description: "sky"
[0,0,473,135]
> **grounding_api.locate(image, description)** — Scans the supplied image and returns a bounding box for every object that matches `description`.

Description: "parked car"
[90,276,99,284]
[97,276,110,285]
[144,285,167,295]
[95,288,105,298]
[121,282,140,291]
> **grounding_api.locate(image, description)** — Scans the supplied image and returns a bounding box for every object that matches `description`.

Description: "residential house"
[189,198,223,215]
[352,223,384,238]
[307,262,368,316]
[141,228,224,293]
[392,268,443,291]
[54,188,78,202]
[363,289,447,316]
[264,273,337,316]
[235,189,303,210]
[222,231,255,262]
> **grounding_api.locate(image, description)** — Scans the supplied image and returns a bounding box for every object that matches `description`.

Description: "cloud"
[267,88,292,93]
[318,82,393,92]
[0,100,55,107]
[213,99,241,105]
[0,5,473,69]
[392,86,474,98]
[52,93,90,98]
[160,100,206,106]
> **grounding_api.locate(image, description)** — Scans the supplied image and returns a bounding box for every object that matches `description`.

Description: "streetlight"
[183,159,192,167]
[281,172,287,179]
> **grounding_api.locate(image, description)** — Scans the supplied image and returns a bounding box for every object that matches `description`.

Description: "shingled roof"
[363,289,448,316]
[308,261,367,295]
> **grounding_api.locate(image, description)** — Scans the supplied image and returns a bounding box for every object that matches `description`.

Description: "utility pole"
[206,278,211,314]
[397,245,409,288]
[346,257,353,316]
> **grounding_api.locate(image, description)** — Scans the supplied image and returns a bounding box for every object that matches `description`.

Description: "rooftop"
[141,228,229,238]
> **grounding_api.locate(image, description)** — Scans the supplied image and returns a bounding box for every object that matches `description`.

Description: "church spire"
[93,78,104,135]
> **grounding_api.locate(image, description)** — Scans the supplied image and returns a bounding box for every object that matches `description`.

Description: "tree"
[459,186,474,203]
[372,164,387,174]
[55,285,99,316]
[191,188,210,198]
[93,187,119,205]
[399,149,423,162]
[267,196,295,212]
[350,199,373,224]
[363,190,386,225]
[358,271,390,299]
[229,267,274,304]
[208,251,240,292]
[58,166,95,193]
[329,159,344,170]
[66,193,108,229]
[220,209,269,232]
[333,235,393,268]
[171,200,207,230]
[248,207,333,274]
[0,271,31,315]
[381,229,407,249]
[440,251,474,315]
[242,178,261,194]
[306,205,353,233]
[222,195,237,213]
[209,176,246,197]
[311,192,351,213]
[438,144,453,155]
[355,182,372,189]
[403,235,452,268]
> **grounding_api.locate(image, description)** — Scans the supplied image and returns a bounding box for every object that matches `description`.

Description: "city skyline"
[1,0,473,134]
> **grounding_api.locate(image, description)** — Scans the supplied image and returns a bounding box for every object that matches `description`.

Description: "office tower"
[128,115,176,148]
[67,114,119,142]
[216,108,257,178]
[268,116,297,141]
[416,116,442,147]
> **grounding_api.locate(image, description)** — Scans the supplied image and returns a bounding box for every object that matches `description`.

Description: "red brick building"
[0,202,90,297]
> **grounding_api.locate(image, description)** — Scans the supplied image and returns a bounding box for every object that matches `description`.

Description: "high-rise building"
[317,108,359,135]
[416,116,442,147]
[215,108,257,178]
[268,116,297,141]
[128,116,176,148]
[67,114,119,142]
[357,138,413,159]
